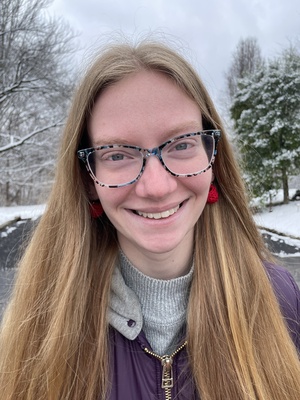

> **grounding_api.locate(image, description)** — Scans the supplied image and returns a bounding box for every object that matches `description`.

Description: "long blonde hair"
[0,39,299,399]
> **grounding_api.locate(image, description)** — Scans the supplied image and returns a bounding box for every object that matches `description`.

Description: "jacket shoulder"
[264,262,300,352]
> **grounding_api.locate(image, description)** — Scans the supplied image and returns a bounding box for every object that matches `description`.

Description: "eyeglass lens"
[87,134,215,186]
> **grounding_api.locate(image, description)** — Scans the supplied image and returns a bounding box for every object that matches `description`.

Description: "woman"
[0,39,299,399]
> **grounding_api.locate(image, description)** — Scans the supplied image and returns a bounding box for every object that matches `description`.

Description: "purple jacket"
[108,264,300,399]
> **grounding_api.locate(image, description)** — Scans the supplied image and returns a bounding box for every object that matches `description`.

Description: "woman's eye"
[170,140,194,152]
[98,149,138,162]
[109,153,124,161]
[175,142,189,151]
[103,152,128,161]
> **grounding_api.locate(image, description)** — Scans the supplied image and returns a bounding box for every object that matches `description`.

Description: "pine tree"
[230,47,300,204]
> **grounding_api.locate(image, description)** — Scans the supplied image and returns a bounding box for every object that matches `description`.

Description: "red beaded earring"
[90,201,103,218]
[207,183,219,204]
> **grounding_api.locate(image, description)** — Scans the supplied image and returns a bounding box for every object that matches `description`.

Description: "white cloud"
[48,0,300,111]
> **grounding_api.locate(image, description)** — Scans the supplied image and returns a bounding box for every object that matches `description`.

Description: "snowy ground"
[0,201,299,257]
[253,201,300,257]
[253,201,300,238]
[0,204,45,228]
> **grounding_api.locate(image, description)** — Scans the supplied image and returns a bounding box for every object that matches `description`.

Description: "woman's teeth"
[136,205,180,219]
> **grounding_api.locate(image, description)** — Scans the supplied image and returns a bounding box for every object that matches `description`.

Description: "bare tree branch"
[0,120,64,153]
[0,0,77,204]
[225,37,264,101]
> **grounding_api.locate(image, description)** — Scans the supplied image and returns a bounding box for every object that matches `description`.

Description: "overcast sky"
[48,0,300,113]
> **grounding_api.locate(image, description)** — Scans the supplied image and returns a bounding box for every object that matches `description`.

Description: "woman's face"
[88,70,212,275]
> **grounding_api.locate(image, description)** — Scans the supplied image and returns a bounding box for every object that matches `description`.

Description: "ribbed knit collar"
[119,251,193,355]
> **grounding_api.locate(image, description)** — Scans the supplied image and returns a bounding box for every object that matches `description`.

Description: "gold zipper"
[143,341,187,400]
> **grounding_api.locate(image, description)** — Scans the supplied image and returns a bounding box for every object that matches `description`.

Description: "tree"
[230,47,300,204]
[225,37,264,101]
[0,0,76,205]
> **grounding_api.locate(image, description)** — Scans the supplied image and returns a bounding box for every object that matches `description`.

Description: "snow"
[254,202,300,238]
[0,205,45,227]
[251,189,299,207]
[260,229,300,258]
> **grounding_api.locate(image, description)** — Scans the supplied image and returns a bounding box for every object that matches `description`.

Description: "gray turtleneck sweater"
[108,252,193,356]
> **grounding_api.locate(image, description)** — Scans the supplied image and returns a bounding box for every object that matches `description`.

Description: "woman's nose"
[134,156,178,198]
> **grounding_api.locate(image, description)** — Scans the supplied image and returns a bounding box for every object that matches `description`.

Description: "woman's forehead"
[88,70,203,147]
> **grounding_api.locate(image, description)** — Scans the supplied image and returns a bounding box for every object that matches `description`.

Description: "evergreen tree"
[231,47,300,204]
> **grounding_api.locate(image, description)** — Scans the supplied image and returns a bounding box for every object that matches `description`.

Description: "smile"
[136,204,180,219]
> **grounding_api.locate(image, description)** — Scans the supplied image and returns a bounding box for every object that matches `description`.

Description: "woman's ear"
[87,182,98,201]
[80,160,99,201]
[85,181,104,218]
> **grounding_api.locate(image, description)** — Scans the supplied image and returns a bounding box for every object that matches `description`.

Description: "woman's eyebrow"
[161,121,203,140]
[93,137,134,146]
[92,121,203,146]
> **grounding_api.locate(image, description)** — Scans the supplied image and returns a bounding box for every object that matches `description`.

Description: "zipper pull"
[161,355,173,389]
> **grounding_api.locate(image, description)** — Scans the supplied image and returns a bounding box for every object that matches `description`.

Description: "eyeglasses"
[77,130,221,188]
